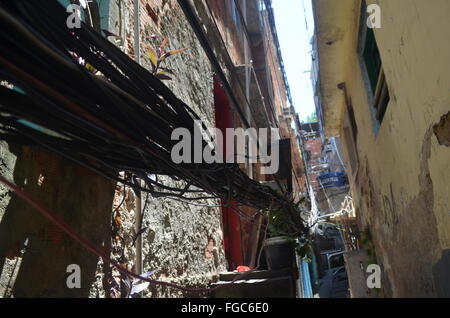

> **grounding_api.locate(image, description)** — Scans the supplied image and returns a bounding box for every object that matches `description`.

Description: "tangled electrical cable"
[0,175,271,295]
[0,1,307,236]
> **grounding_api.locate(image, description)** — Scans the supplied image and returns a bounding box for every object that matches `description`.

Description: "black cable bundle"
[0,1,307,235]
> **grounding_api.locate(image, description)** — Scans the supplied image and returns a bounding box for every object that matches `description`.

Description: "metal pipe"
[133,0,143,283]
[134,0,140,64]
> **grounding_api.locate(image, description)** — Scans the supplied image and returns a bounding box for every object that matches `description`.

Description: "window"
[363,28,381,93]
[359,1,390,125]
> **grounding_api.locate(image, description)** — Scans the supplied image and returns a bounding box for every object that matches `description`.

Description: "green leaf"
[158,67,175,75]
[297,244,311,258]
[147,47,158,68]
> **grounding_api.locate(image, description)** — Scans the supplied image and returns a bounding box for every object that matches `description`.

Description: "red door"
[214,77,243,269]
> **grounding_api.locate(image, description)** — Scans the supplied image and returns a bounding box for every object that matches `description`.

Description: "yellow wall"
[315,0,450,296]
[368,0,450,248]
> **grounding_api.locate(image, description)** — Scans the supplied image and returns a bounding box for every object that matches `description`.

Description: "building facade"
[312,0,450,297]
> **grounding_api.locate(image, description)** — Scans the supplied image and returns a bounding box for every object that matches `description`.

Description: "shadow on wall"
[0,145,115,297]
[433,249,450,297]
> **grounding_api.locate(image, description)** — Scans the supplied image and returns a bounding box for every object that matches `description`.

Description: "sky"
[272,0,316,122]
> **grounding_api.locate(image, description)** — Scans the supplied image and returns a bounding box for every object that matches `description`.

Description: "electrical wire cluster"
[0,0,307,236]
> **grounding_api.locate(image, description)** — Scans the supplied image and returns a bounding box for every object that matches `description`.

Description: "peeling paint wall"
[315,0,450,297]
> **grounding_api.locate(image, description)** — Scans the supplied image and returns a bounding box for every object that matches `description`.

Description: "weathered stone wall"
[104,0,227,297]
[0,141,18,297]
[352,0,450,297]
[1,0,227,298]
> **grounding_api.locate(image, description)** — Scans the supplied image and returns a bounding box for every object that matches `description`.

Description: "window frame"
[357,0,390,134]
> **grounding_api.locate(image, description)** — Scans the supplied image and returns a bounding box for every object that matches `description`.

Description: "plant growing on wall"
[361,227,377,265]
[145,37,187,81]
[263,196,312,260]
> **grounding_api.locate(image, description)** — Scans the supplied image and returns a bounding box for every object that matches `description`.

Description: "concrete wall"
[315,0,450,297]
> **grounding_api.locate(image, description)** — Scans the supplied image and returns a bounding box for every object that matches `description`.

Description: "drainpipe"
[133,0,143,280]
[134,0,140,64]
[240,0,253,179]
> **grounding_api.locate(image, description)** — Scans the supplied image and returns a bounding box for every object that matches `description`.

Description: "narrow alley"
[0,0,449,302]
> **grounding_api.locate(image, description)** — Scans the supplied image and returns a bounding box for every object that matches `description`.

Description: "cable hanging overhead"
[0,0,307,236]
